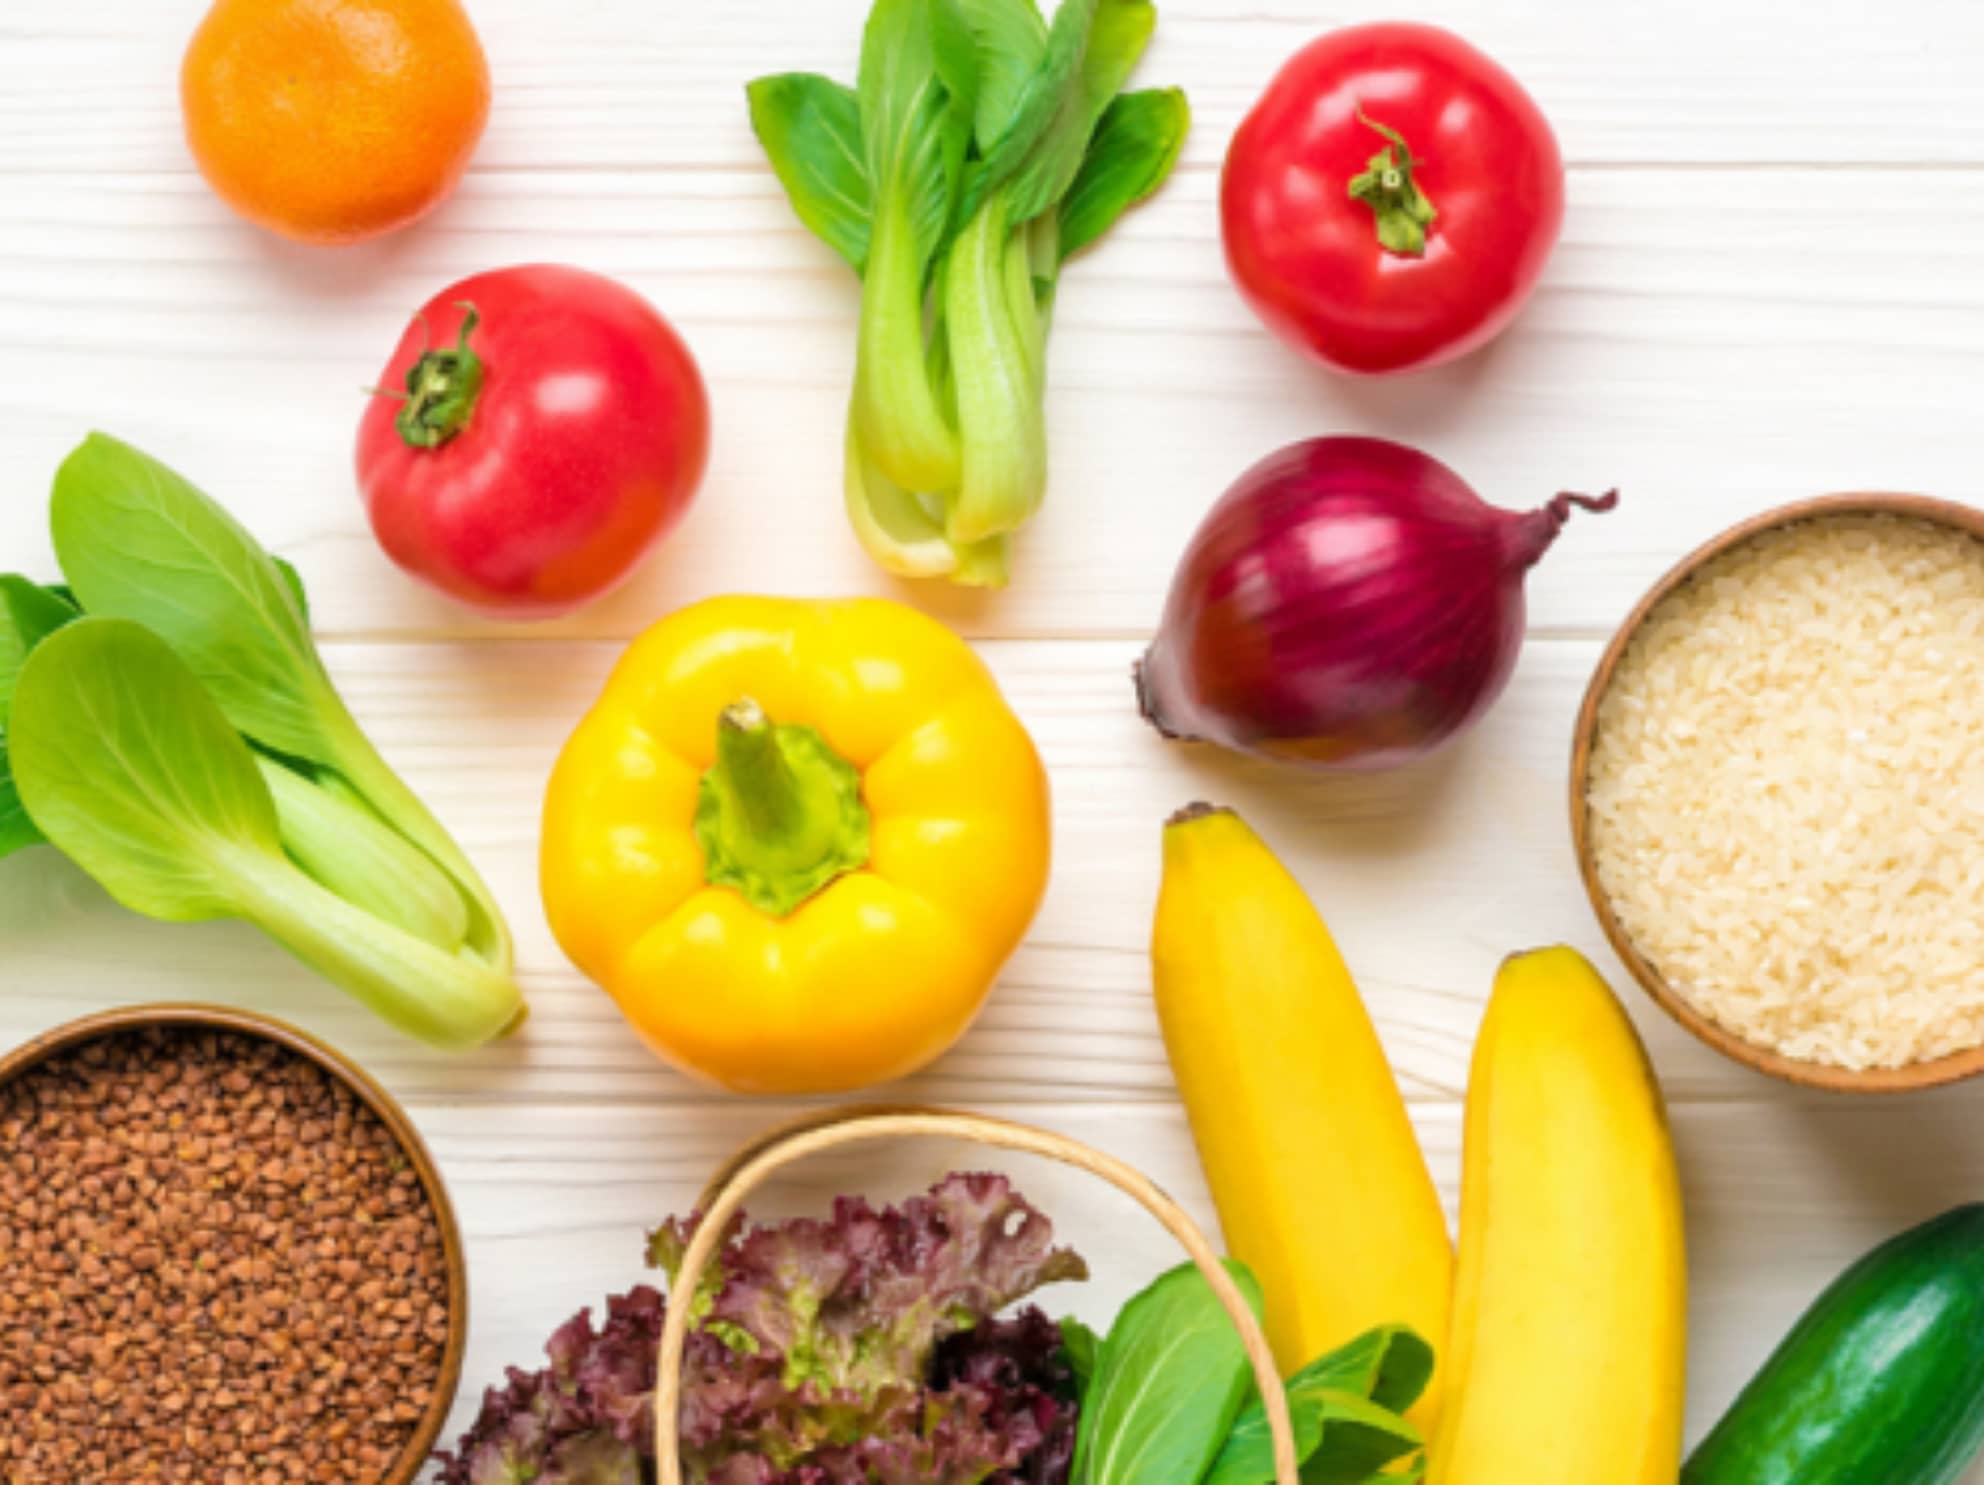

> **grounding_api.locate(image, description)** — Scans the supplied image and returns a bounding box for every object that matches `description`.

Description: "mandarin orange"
[182,0,491,245]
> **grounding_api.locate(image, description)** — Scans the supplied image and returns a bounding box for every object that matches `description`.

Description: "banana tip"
[1165,801,1233,829]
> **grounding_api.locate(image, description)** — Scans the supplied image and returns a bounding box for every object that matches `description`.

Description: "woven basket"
[653,1106,1299,1483]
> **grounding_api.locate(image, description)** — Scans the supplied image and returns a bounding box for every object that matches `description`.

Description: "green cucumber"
[1684,1204,1984,1485]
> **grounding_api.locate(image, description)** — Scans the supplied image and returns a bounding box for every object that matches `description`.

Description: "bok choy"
[749,0,1189,587]
[0,434,522,1049]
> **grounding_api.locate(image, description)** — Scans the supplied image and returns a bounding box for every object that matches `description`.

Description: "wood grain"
[10,0,1984,172]
[8,162,1984,643]
[0,635,1759,1109]
[6,0,1984,1471]
[8,3,1984,644]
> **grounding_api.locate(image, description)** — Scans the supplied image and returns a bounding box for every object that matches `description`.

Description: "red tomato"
[1221,24,1565,376]
[356,264,709,617]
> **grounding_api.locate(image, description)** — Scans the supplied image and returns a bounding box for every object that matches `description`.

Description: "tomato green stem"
[395,303,486,450]
[1347,110,1438,258]
[696,698,871,917]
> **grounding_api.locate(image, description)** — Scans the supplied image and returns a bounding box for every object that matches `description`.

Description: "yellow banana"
[1429,946,1687,1484]
[1152,804,1454,1428]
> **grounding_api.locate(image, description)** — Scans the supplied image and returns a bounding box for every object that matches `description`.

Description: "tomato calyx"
[395,303,487,450]
[1347,110,1438,258]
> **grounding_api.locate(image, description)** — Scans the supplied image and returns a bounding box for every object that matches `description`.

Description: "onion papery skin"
[1137,436,1607,771]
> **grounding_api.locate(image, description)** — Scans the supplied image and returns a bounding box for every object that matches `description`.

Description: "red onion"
[1136,436,1615,770]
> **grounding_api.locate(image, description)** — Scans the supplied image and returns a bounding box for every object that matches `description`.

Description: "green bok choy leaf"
[10,621,521,1049]
[0,576,80,858]
[1070,1258,1432,1485]
[1073,1259,1265,1485]
[1206,1324,1432,1485]
[1,435,522,1049]
[48,434,512,969]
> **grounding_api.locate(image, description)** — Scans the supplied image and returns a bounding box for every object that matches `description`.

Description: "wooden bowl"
[1570,493,1984,1094]
[0,1004,469,1481]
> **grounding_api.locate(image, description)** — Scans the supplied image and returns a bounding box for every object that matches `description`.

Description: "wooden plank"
[8,0,1984,172]
[4,164,1984,644]
[8,0,1984,1471]
[0,634,1861,1108]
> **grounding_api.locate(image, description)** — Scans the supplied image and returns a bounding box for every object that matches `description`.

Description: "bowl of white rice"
[1573,494,1984,1091]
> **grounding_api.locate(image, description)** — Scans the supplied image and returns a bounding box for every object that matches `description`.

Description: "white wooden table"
[6,0,1984,1467]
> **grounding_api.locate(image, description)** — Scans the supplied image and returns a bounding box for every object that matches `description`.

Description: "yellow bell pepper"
[540,596,1051,1094]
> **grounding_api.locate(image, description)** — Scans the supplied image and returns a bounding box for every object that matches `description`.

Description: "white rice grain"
[1587,514,1984,1070]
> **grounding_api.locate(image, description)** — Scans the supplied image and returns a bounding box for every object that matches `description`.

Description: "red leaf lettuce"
[437,1173,1086,1485]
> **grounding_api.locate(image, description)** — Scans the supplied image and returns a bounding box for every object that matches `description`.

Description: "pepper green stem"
[395,304,486,450]
[1346,110,1438,257]
[695,699,871,917]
